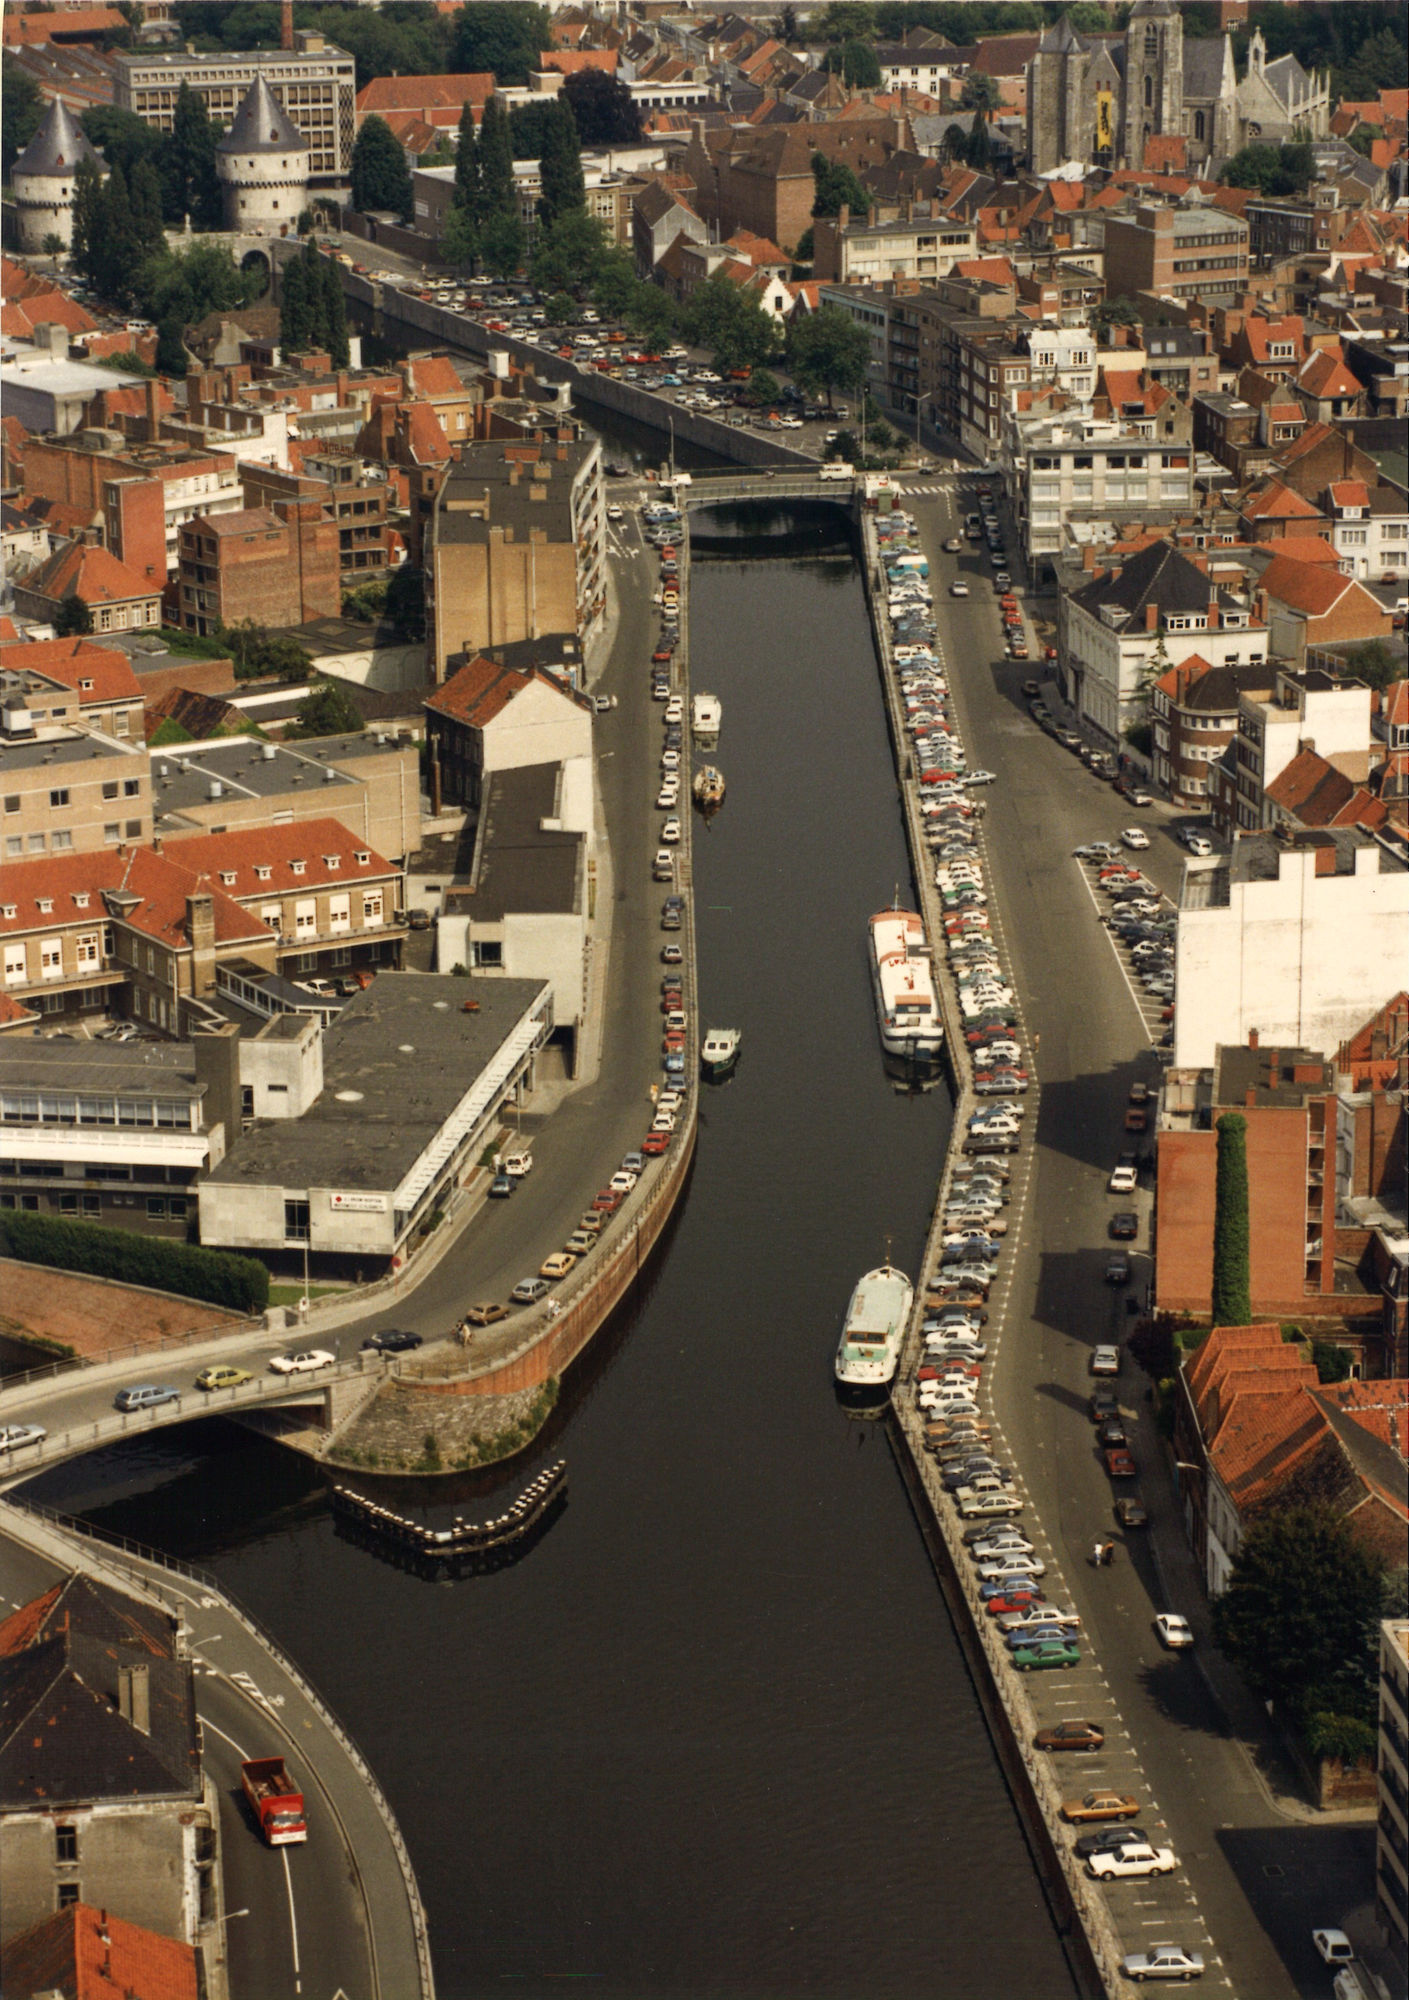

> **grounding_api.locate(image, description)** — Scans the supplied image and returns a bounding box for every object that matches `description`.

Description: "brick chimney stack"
[281,0,293,50]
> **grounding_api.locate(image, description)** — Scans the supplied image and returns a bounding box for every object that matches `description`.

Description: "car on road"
[1108,1164,1139,1194]
[1011,1639,1081,1671]
[1120,826,1150,849]
[194,1364,253,1391]
[1088,1842,1177,1879]
[1115,1497,1149,1528]
[943,537,962,552]
[1312,1932,1356,1967]
[464,1303,510,1326]
[1180,828,1214,856]
[606,504,623,521]
[361,1330,422,1354]
[1104,1446,1136,1479]
[1105,1253,1131,1284]
[1119,1943,1205,1982]
[1035,1720,1105,1753]
[510,1277,551,1304]
[964,770,997,787]
[661,817,681,844]
[1109,1211,1139,1240]
[1062,1789,1141,1825]
[488,1173,516,1197]
[539,1251,577,1281]
[1155,1613,1195,1650]
[268,1350,334,1375]
[1089,1388,1120,1423]
[949,581,970,597]
[0,1423,47,1451]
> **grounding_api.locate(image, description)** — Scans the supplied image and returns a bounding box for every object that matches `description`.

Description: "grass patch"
[267,1282,344,1306]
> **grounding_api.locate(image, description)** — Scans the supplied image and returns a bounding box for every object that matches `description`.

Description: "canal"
[28,504,1077,2000]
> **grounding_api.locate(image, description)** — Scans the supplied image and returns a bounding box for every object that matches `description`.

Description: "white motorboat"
[692,693,721,744]
[700,1027,740,1079]
[835,1262,913,1389]
[869,905,943,1062]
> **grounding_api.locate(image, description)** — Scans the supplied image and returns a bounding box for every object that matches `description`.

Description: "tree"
[1222,143,1280,193]
[591,247,637,321]
[450,3,551,89]
[477,97,516,216]
[509,98,559,161]
[1,56,45,181]
[1213,1503,1384,1724]
[536,97,584,225]
[963,113,993,171]
[286,678,366,739]
[545,290,577,326]
[823,39,881,88]
[1311,1340,1353,1384]
[811,150,871,219]
[385,562,426,642]
[1096,293,1141,340]
[219,622,313,682]
[746,367,782,408]
[164,81,220,228]
[624,279,674,347]
[1211,1112,1252,1328]
[81,103,165,183]
[318,249,349,367]
[479,206,525,282]
[42,233,65,260]
[453,100,480,214]
[91,164,143,301]
[440,204,479,271]
[129,157,166,255]
[961,72,1000,114]
[351,114,412,220]
[70,157,105,281]
[530,207,605,294]
[680,272,779,375]
[814,1,876,41]
[563,67,643,147]
[54,596,94,637]
[156,314,189,377]
[940,122,968,163]
[787,303,871,406]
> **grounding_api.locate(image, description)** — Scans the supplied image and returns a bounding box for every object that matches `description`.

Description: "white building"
[1174,827,1409,1068]
[1228,666,1373,827]
[816,211,977,287]
[1060,539,1268,745]
[8,99,105,253]
[1003,404,1197,579]
[215,75,311,235]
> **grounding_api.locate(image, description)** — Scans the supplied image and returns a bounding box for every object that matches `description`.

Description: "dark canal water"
[30,507,1077,2000]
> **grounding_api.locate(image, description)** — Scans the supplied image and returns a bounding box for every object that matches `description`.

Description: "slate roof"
[217,75,308,157]
[0,1575,200,1809]
[1069,539,1216,626]
[464,761,582,921]
[1182,36,1230,100]
[11,98,102,180]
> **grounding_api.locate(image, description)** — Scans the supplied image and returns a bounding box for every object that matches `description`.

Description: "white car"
[269,1349,335,1375]
[965,770,997,787]
[1180,829,1214,856]
[974,1553,1046,1581]
[1154,1613,1194,1650]
[656,784,679,809]
[1119,1943,1205,1982]
[661,750,681,771]
[1090,1345,1120,1377]
[664,697,684,722]
[0,1423,47,1451]
[1108,1164,1138,1195]
[949,581,970,597]
[1312,1932,1355,1967]
[1088,1842,1177,1880]
[606,504,623,521]
[609,1170,639,1195]
[661,817,681,843]
[1121,827,1150,850]
[998,1604,1080,1632]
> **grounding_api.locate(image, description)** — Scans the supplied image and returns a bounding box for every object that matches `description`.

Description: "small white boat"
[869,905,943,1063]
[835,1262,913,1389]
[693,765,725,810]
[692,693,721,743]
[700,1027,740,1079]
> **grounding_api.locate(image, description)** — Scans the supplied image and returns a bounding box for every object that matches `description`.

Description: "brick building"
[11,540,162,637]
[1149,655,1274,812]
[240,453,391,581]
[177,501,340,637]
[1103,199,1250,306]
[683,116,907,256]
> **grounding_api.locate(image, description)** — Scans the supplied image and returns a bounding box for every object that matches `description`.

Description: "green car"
[195,1364,254,1392]
[1011,1639,1081,1672]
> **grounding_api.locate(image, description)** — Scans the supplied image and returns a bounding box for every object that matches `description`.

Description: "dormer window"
[323,855,340,871]
[79,679,94,691]
[72,893,89,909]
[255,864,272,881]
[355,850,371,866]
[37,899,53,914]
[290,860,306,876]
[2,905,15,920]
[219,870,237,886]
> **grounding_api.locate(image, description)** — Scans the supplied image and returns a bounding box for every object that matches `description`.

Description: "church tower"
[1123,0,1183,170]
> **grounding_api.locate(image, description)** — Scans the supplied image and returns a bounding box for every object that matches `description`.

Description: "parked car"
[510,1277,550,1304]
[361,1330,422,1354]
[1011,1639,1081,1671]
[1155,1613,1195,1650]
[464,1303,510,1326]
[1035,1721,1105,1753]
[0,1423,47,1450]
[1088,1843,1177,1880]
[1118,1942,1205,1982]
[1062,1790,1141,1825]
[1115,1498,1150,1528]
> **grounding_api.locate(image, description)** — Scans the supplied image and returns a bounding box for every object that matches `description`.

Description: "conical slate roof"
[216,75,308,156]
[12,98,103,180]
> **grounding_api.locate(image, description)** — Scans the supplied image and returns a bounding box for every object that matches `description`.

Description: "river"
[28,502,1077,2000]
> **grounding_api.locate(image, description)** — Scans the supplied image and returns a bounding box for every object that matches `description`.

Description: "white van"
[502,1150,533,1178]
[820,462,854,482]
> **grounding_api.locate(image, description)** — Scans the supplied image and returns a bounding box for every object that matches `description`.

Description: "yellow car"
[539,1251,577,1281]
[195,1364,253,1392]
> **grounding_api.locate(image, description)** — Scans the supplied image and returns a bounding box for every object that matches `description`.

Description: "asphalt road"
[905,476,1380,2000]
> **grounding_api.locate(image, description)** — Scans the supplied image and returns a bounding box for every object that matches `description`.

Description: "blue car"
[488,1173,515,1197]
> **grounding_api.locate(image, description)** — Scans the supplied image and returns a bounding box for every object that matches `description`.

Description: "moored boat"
[869,905,943,1063]
[700,1027,741,1079]
[835,1262,913,1389]
[692,693,721,743]
[693,765,725,810]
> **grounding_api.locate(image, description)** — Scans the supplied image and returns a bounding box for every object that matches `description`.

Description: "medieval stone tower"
[1123,0,1183,175]
[10,99,106,252]
[215,75,310,234]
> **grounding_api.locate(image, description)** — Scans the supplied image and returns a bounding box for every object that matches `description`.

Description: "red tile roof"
[404,401,451,465]
[0,636,143,702]
[0,989,38,1028]
[1258,552,1356,617]
[1241,479,1322,522]
[1,289,98,339]
[955,255,1016,287]
[0,1902,198,2000]
[426,655,532,728]
[1327,480,1371,510]
[541,48,620,75]
[161,818,396,902]
[403,353,464,400]
[1260,535,1340,566]
[356,73,494,117]
[1297,347,1362,399]
[2,4,127,45]
[23,540,158,607]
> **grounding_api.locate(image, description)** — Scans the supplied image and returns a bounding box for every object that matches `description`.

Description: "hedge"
[0,1211,269,1316]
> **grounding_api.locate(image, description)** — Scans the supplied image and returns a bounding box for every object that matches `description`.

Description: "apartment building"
[177,501,341,637]
[1149,657,1275,811]
[21,428,243,576]
[1216,665,1373,837]
[817,284,889,399]
[0,820,405,1034]
[1,725,151,863]
[811,206,977,287]
[1103,199,1250,304]
[1174,827,1409,1068]
[113,32,356,184]
[1011,406,1198,583]
[427,433,605,682]
[241,453,391,579]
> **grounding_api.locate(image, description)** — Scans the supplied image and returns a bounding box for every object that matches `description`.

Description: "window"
[49,789,69,810]
[52,831,72,853]
[284,1199,310,1242]
[103,782,119,801]
[147,1196,169,1219]
[146,946,155,975]
[124,778,140,798]
[56,1884,80,1910]
[104,823,121,843]
[255,865,272,882]
[294,898,317,937]
[28,834,45,854]
[363,890,383,926]
[328,893,350,935]
[1144,74,1153,107]
[2,796,17,815]
[82,1193,100,1217]
[40,940,63,982]
[125,821,142,839]
[290,859,306,877]
[75,933,100,969]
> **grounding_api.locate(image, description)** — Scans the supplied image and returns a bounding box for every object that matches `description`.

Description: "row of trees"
[168,3,552,90]
[440,97,523,280]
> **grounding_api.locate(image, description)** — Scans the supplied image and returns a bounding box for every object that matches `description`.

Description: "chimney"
[1248,1028,1259,1049]
[186,891,217,995]
[1145,602,1159,631]
[144,375,161,442]
[1314,844,1336,875]
[117,1662,151,1735]
[281,0,294,50]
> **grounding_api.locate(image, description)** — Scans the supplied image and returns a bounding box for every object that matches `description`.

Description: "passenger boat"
[700,1027,741,1080]
[834,1261,913,1389]
[692,693,721,744]
[869,905,943,1062]
[693,765,725,811]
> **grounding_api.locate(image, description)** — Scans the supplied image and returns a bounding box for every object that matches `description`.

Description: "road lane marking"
[282,1845,303,1993]
[202,1716,251,1763]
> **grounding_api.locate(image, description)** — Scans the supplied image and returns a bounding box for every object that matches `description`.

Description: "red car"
[592,1189,624,1214]
[986,1589,1042,1617]
[1044,645,1058,662]
[641,1131,670,1155]
[1104,1447,1137,1479]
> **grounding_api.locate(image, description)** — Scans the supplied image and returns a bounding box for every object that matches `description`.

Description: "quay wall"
[857,509,1117,2000]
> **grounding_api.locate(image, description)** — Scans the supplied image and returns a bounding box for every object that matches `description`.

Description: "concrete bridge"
[670,469,859,507]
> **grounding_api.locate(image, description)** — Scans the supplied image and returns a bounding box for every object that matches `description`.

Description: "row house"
[1149,656,1275,812]
[1060,538,1267,746]
[0,819,405,1034]
[1212,660,1374,838]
